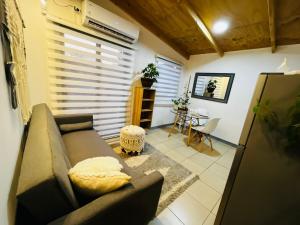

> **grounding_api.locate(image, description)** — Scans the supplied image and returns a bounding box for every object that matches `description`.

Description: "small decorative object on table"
[172,76,191,111]
[140,63,159,88]
[169,77,192,136]
[172,97,190,111]
[120,125,145,155]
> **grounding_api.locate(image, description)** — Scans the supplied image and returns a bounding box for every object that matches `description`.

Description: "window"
[154,56,182,107]
[46,20,135,139]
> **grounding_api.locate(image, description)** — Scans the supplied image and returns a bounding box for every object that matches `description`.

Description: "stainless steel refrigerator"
[215,74,300,225]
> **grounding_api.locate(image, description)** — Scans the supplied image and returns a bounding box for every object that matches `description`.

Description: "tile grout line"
[185,188,218,212]
[183,183,221,225]
[201,212,212,225]
[210,196,222,215]
[167,183,219,225]
[167,207,186,225]
[152,128,233,224]
[196,162,226,194]
[214,161,232,170]
[201,213,211,225]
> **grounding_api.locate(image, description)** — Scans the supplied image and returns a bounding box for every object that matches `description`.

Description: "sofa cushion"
[59,121,93,134]
[63,130,143,205]
[69,157,131,196]
[62,130,142,179]
[63,130,120,164]
[17,104,78,224]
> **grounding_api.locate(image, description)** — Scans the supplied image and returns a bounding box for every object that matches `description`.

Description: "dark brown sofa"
[16,103,164,225]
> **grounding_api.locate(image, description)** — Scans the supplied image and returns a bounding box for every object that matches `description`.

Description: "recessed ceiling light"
[40,0,47,6]
[212,20,230,34]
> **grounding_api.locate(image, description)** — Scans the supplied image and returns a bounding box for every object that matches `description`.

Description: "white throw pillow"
[68,157,131,196]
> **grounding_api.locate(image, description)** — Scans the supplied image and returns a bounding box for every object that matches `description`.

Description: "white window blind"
[46,20,135,139]
[194,76,207,96]
[154,56,182,106]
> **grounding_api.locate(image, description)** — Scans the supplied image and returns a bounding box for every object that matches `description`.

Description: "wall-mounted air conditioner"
[82,0,139,43]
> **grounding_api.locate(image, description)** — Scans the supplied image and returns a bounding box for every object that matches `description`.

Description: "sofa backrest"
[17,104,79,224]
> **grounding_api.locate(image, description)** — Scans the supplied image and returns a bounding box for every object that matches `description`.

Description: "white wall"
[19,0,49,107]
[185,45,300,144]
[0,40,24,225]
[19,0,187,127]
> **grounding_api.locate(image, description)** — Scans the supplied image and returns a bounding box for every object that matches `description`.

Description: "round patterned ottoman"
[120,125,145,155]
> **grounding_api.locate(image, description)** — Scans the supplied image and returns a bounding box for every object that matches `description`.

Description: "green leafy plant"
[253,94,300,157]
[253,99,279,130]
[172,90,191,109]
[141,63,159,82]
[286,94,300,150]
[172,97,189,108]
[207,79,217,92]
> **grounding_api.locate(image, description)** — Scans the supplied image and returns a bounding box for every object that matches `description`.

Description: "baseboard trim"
[150,124,238,148]
[150,123,173,129]
[211,135,238,148]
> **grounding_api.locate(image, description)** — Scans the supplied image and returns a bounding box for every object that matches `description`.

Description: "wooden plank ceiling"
[108,0,300,59]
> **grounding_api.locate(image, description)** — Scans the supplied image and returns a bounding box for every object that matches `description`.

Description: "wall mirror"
[191,73,235,103]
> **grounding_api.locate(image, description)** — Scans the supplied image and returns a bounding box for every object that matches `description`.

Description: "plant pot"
[178,107,188,111]
[207,87,216,93]
[141,78,155,88]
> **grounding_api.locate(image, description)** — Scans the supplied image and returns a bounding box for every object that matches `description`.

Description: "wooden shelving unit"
[132,87,156,129]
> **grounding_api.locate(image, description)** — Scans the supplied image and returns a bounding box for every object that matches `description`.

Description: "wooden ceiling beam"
[267,0,276,53]
[109,0,190,59]
[180,0,224,57]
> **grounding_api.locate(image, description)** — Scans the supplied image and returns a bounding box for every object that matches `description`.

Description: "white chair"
[187,118,220,150]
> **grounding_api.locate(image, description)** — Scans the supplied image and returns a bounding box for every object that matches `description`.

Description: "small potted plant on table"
[141,63,159,88]
[172,97,188,111]
[172,90,191,111]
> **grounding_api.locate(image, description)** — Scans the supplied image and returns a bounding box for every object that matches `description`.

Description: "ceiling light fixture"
[40,0,47,6]
[212,20,230,34]
[40,0,47,13]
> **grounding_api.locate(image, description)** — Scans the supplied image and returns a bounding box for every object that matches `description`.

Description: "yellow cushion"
[68,157,131,196]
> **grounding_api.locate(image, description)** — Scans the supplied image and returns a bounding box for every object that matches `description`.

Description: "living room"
[1,0,300,225]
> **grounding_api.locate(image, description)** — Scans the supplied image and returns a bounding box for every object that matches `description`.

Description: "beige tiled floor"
[146,128,237,225]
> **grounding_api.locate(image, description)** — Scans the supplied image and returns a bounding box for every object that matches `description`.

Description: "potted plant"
[172,78,192,111]
[141,63,159,88]
[172,97,188,111]
[172,98,181,110]
[207,79,217,93]
[172,90,191,111]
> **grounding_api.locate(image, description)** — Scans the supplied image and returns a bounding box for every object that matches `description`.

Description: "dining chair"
[187,118,220,150]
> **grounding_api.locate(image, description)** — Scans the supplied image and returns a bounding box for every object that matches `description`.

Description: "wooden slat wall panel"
[154,57,182,106]
[47,19,135,139]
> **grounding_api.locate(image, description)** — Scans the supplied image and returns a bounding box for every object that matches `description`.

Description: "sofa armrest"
[48,171,164,225]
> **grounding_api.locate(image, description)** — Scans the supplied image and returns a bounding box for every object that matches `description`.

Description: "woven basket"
[120,125,145,154]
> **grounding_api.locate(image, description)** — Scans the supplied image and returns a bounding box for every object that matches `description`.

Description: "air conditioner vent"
[87,19,135,43]
[82,0,139,43]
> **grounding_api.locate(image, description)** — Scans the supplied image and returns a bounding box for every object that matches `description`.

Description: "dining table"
[168,109,209,137]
